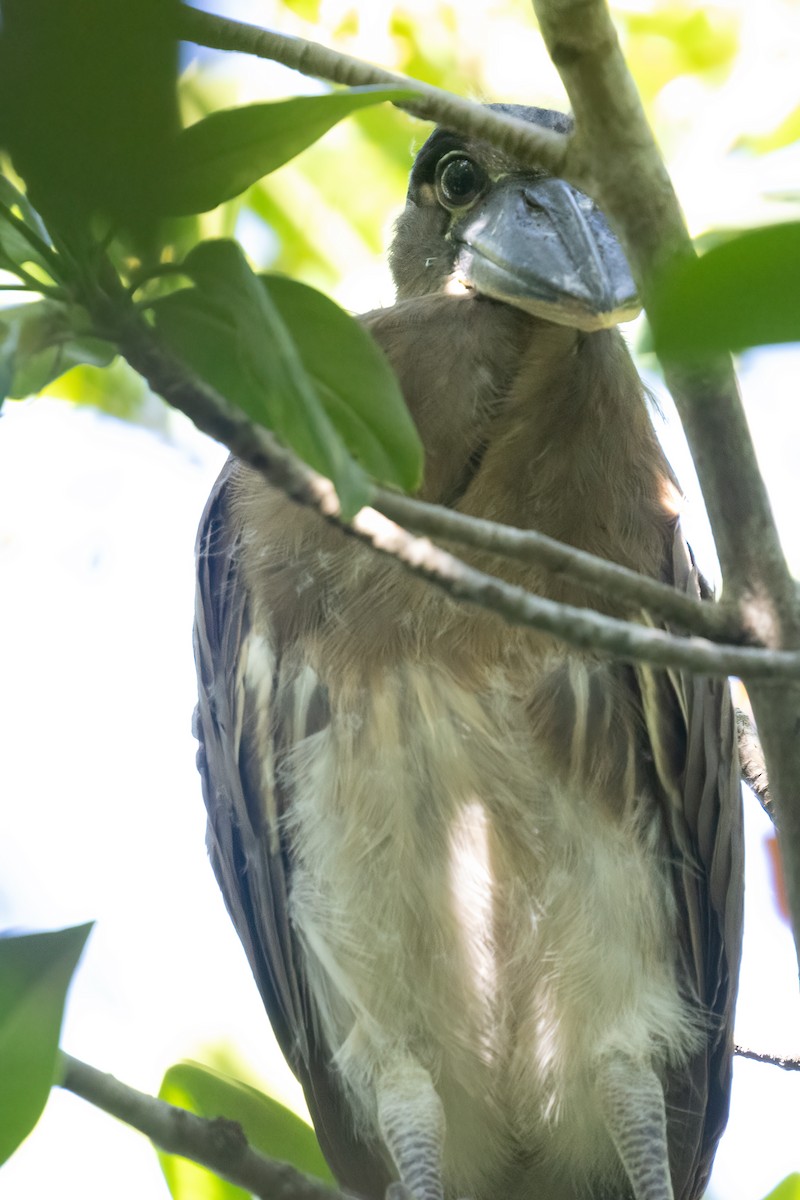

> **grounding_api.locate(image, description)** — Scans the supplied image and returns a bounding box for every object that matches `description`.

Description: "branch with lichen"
[59,1054,344,1200]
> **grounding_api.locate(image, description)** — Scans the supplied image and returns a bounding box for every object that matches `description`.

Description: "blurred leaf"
[279,0,322,18]
[159,87,416,216]
[622,4,739,75]
[152,240,369,515]
[738,106,800,155]
[261,274,421,491]
[0,923,93,1165]
[159,1061,333,1188]
[0,300,115,402]
[390,11,464,87]
[42,356,168,429]
[651,224,800,357]
[0,0,179,237]
[763,1175,800,1200]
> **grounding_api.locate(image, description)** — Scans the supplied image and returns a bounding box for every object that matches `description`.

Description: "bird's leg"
[596,1055,674,1200]
[376,1057,446,1200]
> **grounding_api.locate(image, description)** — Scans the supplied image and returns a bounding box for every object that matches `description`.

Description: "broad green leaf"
[260,274,422,491]
[158,1060,333,1198]
[651,223,800,357]
[0,923,93,1164]
[0,300,115,402]
[152,240,369,516]
[159,87,416,216]
[763,1175,800,1200]
[0,0,179,235]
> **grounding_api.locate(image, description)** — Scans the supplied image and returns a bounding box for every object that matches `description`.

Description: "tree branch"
[737,708,774,823]
[86,291,800,682]
[58,1053,343,1200]
[176,5,573,182]
[371,487,741,641]
[734,1045,800,1072]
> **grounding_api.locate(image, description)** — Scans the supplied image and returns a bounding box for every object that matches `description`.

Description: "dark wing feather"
[193,460,391,1199]
[635,520,744,1200]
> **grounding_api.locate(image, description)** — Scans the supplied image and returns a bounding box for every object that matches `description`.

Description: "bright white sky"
[3,2,800,1197]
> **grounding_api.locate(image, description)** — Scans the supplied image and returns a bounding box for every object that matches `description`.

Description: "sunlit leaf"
[621,5,739,77]
[159,87,416,216]
[763,1175,800,1200]
[260,274,422,490]
[152,240,369,515]
[0,301,115,402]
[279,0,322,18]
[0,924,93,1165]
[737,105,800,155]
[43,357,167,429]
[650,224,800,357]
[158,1061,333,1188]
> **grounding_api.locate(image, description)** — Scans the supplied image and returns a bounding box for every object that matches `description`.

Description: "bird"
[193,104,743,1200]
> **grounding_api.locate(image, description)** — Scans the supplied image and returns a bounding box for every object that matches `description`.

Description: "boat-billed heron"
[194,105,743,1200]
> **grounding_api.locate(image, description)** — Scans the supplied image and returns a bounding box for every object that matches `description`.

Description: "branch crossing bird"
[194,105,743,1200]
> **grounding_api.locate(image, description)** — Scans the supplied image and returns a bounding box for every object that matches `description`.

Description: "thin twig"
[734,1045,800,1072]
[176,5,575,183]
[372,487,741,641]
[58,1053,343,1200]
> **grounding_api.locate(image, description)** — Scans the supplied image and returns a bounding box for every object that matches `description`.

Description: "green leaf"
[43,357,167,429]
[158,1060,333,1199]
[0,0,179,235]
[0,301,115,402]
[650,223,800,358]
[763,1175,800,1200]
[260,274,422,490]
[152,240,369,516]
[0,176,56,280]
[159,87,416,216]
[0,923,93,1165]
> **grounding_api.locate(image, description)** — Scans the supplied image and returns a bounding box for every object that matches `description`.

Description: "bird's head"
[390,105,641,332]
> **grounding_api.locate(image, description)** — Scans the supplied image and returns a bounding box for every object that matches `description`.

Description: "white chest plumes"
[194,103,743,1200]
[264,656,701,1198]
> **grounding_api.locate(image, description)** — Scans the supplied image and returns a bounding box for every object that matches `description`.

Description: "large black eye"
[435,153,486,209]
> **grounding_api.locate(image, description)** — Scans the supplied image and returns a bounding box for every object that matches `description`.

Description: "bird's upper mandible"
[390,104,641,329]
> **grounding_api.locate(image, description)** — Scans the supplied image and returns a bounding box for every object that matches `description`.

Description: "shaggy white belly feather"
[284,661,699,1196]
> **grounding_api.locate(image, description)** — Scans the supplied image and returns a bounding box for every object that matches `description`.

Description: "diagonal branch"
[176,5,573,182]
[59,1053,343,1200]
[89,290,800,682]
[371,487,741,641]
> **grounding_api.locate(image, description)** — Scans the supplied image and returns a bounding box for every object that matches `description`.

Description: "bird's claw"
[385,1185,417,1200]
